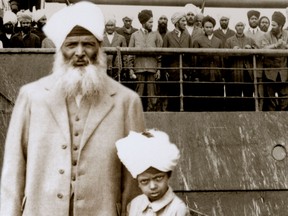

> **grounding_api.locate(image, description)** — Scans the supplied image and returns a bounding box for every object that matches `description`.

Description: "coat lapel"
[171,31,181,46]
[80,80,115,150]
[44,78,71,144]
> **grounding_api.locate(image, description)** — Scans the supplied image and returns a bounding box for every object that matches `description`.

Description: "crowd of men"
[1,1,288,112]
[0,0,54,48]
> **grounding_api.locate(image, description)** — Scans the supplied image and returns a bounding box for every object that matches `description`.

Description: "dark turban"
[138,10,153,24]
[247,10,260,19]
[202,15,216,27]
[272,11,286,27]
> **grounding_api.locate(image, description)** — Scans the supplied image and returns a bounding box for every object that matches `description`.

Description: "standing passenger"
[184,3,203,45]
[116,16,138,90]
[162,12,192,111]
[193,15,224,111]
[103,15,127,81]
[156,15,169,111]
[245,10,265,110]
[11,9,40,48]
[0,11,17,48]
[32,9,47,44]
[116,16,138,48]
[260,11,288,111]
[157,15,168,40]
[225,21,258,111]
[214,15,235,47]
[128,10,163,111]
[245,10,264,47]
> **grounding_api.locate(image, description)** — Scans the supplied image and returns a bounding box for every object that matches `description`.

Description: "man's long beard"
[52,50,107,99]
[158,23,168,34]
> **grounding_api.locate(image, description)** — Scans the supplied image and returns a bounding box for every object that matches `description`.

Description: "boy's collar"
[141,186,175,213]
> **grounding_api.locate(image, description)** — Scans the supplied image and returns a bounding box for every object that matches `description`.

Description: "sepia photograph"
[0,0,288,215]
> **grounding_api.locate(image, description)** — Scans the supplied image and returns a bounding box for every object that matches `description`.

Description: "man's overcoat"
[0,74,145,216]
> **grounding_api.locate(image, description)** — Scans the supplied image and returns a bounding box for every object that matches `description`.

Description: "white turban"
[33,9,46,22]
[217,14,231,20]
[171,11,186,25]
[123,15,133,20]
[17,9,32,22]
[235,21,246,27]
[184,3,200,15]
[3,10,17,25]
[116,129,180,178]
[105,15,116,25]
[43,1,105,49]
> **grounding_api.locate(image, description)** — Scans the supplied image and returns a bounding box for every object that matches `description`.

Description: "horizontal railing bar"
[1,48,288,56]
[45,0,288,8]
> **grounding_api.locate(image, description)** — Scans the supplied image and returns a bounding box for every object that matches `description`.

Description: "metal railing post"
[253,55,259,111]
[179,54,184,111]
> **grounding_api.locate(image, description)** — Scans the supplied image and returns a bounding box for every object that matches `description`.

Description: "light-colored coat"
[103,32,127,70]
[0,74,145,216]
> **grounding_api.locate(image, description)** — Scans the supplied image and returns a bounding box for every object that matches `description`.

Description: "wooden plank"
[145,112,288,191]
[176,191,288,216]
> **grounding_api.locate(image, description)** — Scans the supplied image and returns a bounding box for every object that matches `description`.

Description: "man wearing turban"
[0,2,145,216]
[162,12,193,111]
[103,15,127,81]
[245,10,264,47]
[10,9,41,48]
[0,11,17,47]
[224,21,258,111]
[32,9,47,43]
[115,15,138,90]
[260,11,288,111]
[116,15,138,48]
[214,15,235,47]
[183,3,203,43]
[192,15,224,111]
[245,10,265,110]
[128,9,163,111]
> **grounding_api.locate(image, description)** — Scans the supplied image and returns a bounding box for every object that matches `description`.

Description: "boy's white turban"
[115,129,180,178]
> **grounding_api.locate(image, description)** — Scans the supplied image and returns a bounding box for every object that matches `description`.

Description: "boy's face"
[137,167,169,202]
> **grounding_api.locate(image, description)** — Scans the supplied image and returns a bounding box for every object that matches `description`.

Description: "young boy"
[116,129,190,216]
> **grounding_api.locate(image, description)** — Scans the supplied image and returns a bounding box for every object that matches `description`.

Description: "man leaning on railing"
[260,11,288,111]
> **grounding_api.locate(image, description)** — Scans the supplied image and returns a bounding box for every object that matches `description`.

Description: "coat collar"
[43,74,116,146]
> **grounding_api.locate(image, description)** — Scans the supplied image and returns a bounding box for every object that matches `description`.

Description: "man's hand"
[244,45,252,49]
[275,39,287,49]
[155,70,161,80]
[129,69,137,80]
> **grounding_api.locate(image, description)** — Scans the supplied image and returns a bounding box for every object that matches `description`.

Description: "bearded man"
[0,10,17,48]
[0,2,145,216]
[10,9,40,48]
[157,15,168,39]
[31,9,48,44]
[260,11,288,111]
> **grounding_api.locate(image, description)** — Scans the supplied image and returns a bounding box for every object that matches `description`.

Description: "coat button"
[61,145,67,149]
[75,116,80,121]
[57,193,63,199]
[59,169,65,174]
[72,160,77,166]
[72,176,76,181]
[74,132,79,136]
[73,145,78,151]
